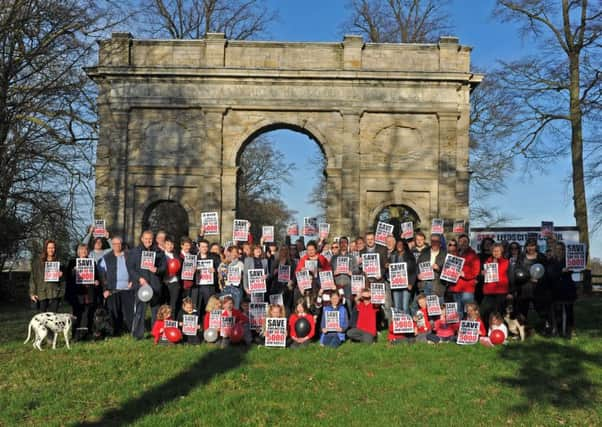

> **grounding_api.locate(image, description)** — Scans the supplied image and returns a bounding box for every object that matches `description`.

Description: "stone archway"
[87,33,482,244]
[142,200,190,242]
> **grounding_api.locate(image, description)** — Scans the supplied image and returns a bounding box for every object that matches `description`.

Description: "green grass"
[1,299,602,426]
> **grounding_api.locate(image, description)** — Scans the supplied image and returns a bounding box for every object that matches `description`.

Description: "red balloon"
[490,329,505,345]
[165,327,182,343]
[167,258,181,276]
[230,323,244,343]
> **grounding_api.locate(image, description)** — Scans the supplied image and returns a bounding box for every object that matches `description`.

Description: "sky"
[239,0,600,258]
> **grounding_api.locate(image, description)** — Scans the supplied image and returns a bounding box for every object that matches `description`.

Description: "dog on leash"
[24,312,75,350]
[504,297,527,341]
[93,307,114,340]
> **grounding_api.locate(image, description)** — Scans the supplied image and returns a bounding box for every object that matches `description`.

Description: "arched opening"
[142,200,190,241]
[373,204,421,238]
[236,125,327,243]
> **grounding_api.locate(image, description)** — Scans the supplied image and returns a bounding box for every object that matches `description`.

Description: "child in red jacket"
[347,288,380,344]
[426,305,459,343]
[466,302,487,337]
[151,305,173,344]
[414,294,431,342]
[220,295,250,347]
[289,299,316,348]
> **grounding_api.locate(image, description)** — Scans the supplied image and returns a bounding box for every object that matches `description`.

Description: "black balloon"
[294,317,311,338]
[514,267,530,284]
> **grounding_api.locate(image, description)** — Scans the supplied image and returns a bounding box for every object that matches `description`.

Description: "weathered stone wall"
[87,33,481,243]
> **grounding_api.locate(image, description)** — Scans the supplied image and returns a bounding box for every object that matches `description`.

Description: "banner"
[375,221,394,246]
[265,317,287,347]
[401,221,414,240]
[453,220,465,234]
[457,320,480,345]
[220,316,234,338]
[469,226,580,253]
[319,223,330,240]
[389,262,408,289]
[277,265,291,283]
[483,263,499,283]
[541,221,554,238]
[197,259,214,285]
[334,256,350,276]
[391,310,414,334]
[76,258,94,285]
[319,270,336,290]
[303,217,318,236]
[140,251,156,270]
[362,253,380,278]
[565,243,586,271]
[181,254,197,281]
[440,254,465,283]
[445,302,460,323]
[418,261,434,281]
[227,264,241,286]
[93,219,106,238]
[295,270,312,293]
[426,295,441,316]
[431,218,444,234]
[182,314,198,336]
[248,269,267,293]
[262,226,274,242]
[287,223,299,236]
[351,274,365,295]
[324,310,340,332]
[44,262,60,282]
[201,212,219,235]
[233,219,249,241]
[249,302,267,332]
[269,293,283,306]
[209,310,222,329]
[370,282,385,305]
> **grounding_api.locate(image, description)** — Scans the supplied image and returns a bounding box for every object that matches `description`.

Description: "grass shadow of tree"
[496,340,602,413]
[74,346,249,427]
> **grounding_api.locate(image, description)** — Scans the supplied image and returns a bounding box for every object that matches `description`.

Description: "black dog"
[93,308,114,340]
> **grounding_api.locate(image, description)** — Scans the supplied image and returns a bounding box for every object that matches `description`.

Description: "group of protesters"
[28,221,578,347]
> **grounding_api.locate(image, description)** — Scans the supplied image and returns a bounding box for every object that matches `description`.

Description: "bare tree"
[306,151,327,221]
[340,0,452,43]
[493,0,601,259]
[138,0,277,39]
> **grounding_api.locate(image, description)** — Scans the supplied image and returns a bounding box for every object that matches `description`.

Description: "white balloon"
[203,328,219,343]
[529,263,545,280]
[137,285,153,302]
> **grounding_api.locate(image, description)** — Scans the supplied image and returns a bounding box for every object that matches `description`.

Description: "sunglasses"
[448,243,457,247]
[332,246,339,249]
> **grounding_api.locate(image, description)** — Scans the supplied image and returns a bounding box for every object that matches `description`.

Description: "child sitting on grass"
[414,294,431,342]
[288,299,316,348]
[347,288,379,344]
[481,312,509,347]
[202,295,222,331]
[320,292,348,348]
[466,302,487,337]
[151,305,172,345]
[178,297,200,345]
[426,305,459,343]
[220,295,250,347]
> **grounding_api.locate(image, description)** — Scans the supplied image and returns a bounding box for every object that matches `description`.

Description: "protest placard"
[334,256,350,276]
[250,293,264,303]
[93,219,106,238]
[44,262,60,282]
[457,320,480,345]
[351,274,365,295]
[287,223,299,236]
[566,243,587,271]
[182,315,198,336]
[233,219,249,241]
[453,220,465,234]
[484,263,499,283]
[319,270,336,290]
[201,212,219,235]
[140,251,156,270]
[391,310,414,334]
[426,295,441,316]
[249,303,267,332]
[415,309,428,331]
[303,217,318,236]
[76,258,94,285]
[227,264,241,286]
[319,223,330,240]
[431,218,444,234]
[209,310,222,329]
[265,317,287,347]
[296,270,312,293]
[324,311,340,332]
[197,259,214,285]
[440,254,465,283]
[445,302,460,323]
[277,265,291,283]
[262,226,274,242]
[375,221,394,246]
[370,282,385,305]
[352,250,361,266]
[269,293,284,306]
[181,254,197,281]
[401,221,414,240]
[220,316,234,337]
[389,262,408,289]
[418,261,434,281]
[362,253,380,278]
[248,269,266,293]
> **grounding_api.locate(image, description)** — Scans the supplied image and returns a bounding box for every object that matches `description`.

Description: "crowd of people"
[28,223,578,347]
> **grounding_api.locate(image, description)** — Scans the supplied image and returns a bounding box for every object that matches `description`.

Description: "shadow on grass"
[74,346,249,426]
[496,340,602,413]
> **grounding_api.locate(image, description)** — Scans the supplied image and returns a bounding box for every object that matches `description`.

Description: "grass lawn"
[1,298,601,426]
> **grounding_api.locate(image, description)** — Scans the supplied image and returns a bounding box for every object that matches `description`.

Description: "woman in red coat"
[480,243,510,328]
[288,299,316,348]
[448,234,481,320]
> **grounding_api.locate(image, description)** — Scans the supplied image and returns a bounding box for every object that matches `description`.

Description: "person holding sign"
[360,232,387,280]
[268,246,297,314]
[288,299,316,348]
[465,303,487,337]
[447,235,480,320]
[66,244,100,340]
[177,297,201,345]
[415,234,447,305]
[162,237,182,319]
[387,240,417,315]
[319,292,348,348]
[221,295,251,347]
[426,306,459,343]
[481,243,510,329]
[243,245,269,298]
[218,246,245,309]
[347,288,380,344]
[295,240,331,293]
[29,239,65,313]
[126,230,167,340]
[192,239,222,318]
[82,224,112,263]
[178,237,196,301]
[330,237,358,314]
[151,305,173,345]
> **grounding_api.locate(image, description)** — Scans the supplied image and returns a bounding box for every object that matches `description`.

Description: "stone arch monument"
[87,33,482,244]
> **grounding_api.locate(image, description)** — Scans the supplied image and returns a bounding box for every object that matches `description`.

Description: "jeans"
[347,328,376,343]
[392,289,411,315]
[222,285,242,309]
[452,292,474,321]
[321,332,343,348]
[106,289,135,334]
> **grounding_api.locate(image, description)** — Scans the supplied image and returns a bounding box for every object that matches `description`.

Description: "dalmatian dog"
[24,312,75,350]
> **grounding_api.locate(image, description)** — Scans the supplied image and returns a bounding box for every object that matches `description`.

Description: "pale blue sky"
[243,0,600,257]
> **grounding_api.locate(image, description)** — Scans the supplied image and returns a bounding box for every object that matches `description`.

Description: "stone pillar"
[340,111,361,236]
[343,35,363,69]
[456,101,471,222]
[326,168,342,238]
[202,108,225,240]
[438,36,460,72]
[437,112,459,224]
[205,33,226,67]
[221,166,238,244]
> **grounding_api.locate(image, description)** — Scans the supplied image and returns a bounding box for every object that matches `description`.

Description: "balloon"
[203,328,219,343]
[230,323,244,343]
[137,285,153,302]
[165,327,182,343]
[514,267,530,285]
[167,258,181,276]
[490,329,505,345]
[294,317,311,338]
[529,263,545,280]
